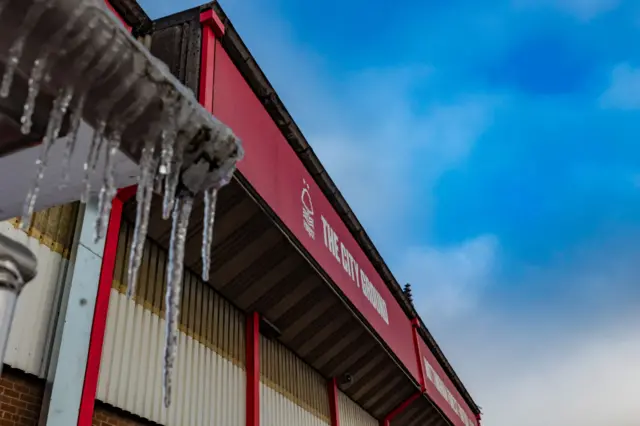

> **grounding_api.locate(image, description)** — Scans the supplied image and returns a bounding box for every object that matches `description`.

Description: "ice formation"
[0,0,243,408]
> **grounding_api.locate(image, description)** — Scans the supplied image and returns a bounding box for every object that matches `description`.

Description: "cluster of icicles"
[0,0,238,409]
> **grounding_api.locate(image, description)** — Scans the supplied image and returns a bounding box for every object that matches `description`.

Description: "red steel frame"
[246,311,260,426]
[77,186,136,426]
[380,391,421,426]
[77,4,134,424]
[328,377,340,426]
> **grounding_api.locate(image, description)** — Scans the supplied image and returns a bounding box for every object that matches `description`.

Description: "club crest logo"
[301,179,315,240]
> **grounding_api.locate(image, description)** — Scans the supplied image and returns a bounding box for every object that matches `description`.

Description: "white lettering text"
[424,357,474,426]
[320,215,389,324]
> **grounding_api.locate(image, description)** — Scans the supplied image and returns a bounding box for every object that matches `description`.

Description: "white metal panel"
[338,390,378,426]
[97,223,245,426]
[0,123,138,222]
[260,336,330,426]
[0,204,78,377]
[98,290,246,426]
[261,382,330,426]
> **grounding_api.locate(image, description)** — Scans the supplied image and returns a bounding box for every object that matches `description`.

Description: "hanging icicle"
[1,0,244,409]
[0,0,52,98]
[163,194,194,408]
[94,72,152,242]
[126,138,158,299]
[21,85,74,229]
[201,188,218,282]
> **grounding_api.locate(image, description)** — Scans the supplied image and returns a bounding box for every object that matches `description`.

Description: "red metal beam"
[77,187,135,425]
[246,312,260,426]
[200,8,226,38]
[411,318,426,392]
[380,391,421,426]
[199,8,225,114]
[199,12,216,113]
[328,377,340,426]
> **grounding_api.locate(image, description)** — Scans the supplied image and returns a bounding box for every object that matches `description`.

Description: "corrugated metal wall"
[97,220,246,426]
[338,390,378,426]
[260,336,330,426]
[0,203,79,377]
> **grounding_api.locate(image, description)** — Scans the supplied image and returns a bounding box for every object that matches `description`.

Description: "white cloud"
[452,313,640,426]
[416,235,640,426]
[216,0,500,251]
[310,95,497,242]
[398,235,499,322]
[600,63,640,110]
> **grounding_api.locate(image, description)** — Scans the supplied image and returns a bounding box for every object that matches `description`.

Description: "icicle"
[79,42,132,204]
[158,94,179,178]
[20,57,48,135]
[59,24,113,188]
[19,2,88,135]
[60,93,86,186]
[161,100,194,219]
[94,75,153,242]
[201,188,218,282]
[20,85,74,229]
[0,0,51,98]
[60,28,120,190]
[126,139,157,299]
[163,195,194,408]
[54,14,100,67]
[93,136,120,242]
[161,136,187,220]
[81,120,106,203]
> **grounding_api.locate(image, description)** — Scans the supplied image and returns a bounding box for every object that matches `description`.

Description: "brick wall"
[93,402,158,426]
[0,367,45,426]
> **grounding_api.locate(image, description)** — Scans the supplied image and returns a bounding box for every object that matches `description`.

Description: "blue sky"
[143,0,640,424]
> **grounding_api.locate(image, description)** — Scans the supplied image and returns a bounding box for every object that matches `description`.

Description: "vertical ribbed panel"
[338,390,377,426]
[1,203,79,377]
[260,336,330,426]
[97,220,245,426]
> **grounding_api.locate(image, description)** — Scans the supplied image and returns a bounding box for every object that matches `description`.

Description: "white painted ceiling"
[0,122,140,221]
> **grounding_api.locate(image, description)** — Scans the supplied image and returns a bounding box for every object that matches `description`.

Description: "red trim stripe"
[381,391,421,425]
[199,11,217,113]
[328,377,340,426]
[104,0,132,30]
[77,194,123,425]
[246,312,260,426]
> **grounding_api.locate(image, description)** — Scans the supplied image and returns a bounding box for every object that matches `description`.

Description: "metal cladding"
[0,204,79,377]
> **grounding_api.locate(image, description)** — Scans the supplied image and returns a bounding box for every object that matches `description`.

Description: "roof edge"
[107,0,153,35]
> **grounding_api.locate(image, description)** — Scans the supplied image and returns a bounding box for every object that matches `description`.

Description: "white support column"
[40,198,107,426]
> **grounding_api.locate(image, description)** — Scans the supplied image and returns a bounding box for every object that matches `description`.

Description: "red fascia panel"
[104,0,132,31]
[246,312,260,426]
[199,11,217,113]
[411,319,426,392]
[210,38,421,385]
[328,378,340,426]
[77,187,135,426]
[418,336,477,426]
